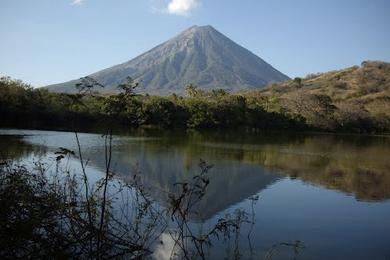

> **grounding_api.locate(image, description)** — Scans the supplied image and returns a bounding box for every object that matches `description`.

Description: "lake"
[1,128,390,259]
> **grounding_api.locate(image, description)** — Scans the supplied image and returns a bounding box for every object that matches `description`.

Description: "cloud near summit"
[70,0,198,15]
[167,0,199,16]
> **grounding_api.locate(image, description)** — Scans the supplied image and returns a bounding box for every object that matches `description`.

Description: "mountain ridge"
[46,25,289,95]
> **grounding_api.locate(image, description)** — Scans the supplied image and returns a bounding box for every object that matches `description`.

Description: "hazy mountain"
[46,25,289,95]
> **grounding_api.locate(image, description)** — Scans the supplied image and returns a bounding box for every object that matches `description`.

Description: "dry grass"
[244,61,390,131]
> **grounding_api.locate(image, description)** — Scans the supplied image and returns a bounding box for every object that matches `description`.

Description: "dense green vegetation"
[1,61,389,133]
[0,76,301,131]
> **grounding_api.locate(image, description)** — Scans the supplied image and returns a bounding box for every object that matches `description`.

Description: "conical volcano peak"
[183,25,199,31]
[197,25,218,33]
[183,25,215,32]
[177,25,217,38]
[46,25,289,95]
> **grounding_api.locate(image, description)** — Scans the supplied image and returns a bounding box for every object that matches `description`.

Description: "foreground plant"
[0,151,258,259]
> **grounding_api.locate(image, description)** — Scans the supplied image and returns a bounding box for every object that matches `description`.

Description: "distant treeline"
[1,68,389,133]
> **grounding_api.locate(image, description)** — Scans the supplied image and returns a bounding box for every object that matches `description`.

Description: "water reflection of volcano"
[2,130,390,219]
[85,145,279,221]
[83,132,390,208]
[2,130,390,260]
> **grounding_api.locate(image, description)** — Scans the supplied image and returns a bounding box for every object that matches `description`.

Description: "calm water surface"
[1,129,390,259]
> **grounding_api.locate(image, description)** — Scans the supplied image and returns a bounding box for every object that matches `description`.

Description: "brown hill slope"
[245,61,390,131]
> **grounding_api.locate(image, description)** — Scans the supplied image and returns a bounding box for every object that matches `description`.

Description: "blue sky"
[0,0,389,87]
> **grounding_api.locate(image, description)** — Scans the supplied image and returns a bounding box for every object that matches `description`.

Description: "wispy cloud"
[166,0,200,16]
[70,0,86,6]
[149,0,199,16]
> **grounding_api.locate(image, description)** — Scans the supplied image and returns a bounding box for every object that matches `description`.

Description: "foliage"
[1,61,390,134]
[0,75,314,258]
[0,78,263,258]
[0,154,257,259]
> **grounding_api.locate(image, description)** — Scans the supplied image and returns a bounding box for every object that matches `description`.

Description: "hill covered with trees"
[1,61,389,133]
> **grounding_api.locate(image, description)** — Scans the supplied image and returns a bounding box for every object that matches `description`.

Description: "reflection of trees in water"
[0,135,47,161]
[78,131,390,223]
[123,132,390,202]
[10,128,385,222]
[184,132,390,202]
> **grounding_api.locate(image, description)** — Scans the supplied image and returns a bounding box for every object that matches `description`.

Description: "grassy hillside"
[244,61,390,131]
[261,60,389,102]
